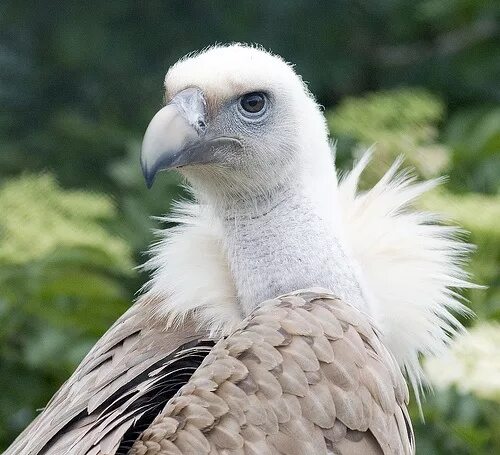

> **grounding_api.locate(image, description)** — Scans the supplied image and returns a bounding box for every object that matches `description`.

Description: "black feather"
[115,339,215,454]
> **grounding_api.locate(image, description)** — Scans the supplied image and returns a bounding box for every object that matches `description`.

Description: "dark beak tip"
[141,161,156,189]
[144,170,156,189]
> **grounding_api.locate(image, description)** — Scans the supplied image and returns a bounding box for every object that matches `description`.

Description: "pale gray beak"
[140,87,208,188]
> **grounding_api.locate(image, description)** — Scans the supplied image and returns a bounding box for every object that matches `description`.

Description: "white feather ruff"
[337,152,474,397]
[142,151,474,394]
[141,202,240,336]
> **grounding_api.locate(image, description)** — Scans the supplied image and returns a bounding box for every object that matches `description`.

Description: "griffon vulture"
[5,44,473,455]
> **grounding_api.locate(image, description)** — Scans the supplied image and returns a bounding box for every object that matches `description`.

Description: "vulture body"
[5,44,472,455]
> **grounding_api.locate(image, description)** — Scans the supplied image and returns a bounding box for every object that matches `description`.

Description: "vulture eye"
[239,92,266,115]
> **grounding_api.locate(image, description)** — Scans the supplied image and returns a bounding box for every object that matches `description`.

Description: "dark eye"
[240,92,266,114]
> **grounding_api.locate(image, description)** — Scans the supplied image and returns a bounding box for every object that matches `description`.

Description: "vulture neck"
[214,173,368,317]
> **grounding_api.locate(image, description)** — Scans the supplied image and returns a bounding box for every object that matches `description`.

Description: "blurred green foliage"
[0,175,134,445]
[0,0,499,452]
[329,88,451,178]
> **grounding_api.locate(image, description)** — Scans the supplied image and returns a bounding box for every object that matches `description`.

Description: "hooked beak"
[140,87,209,188]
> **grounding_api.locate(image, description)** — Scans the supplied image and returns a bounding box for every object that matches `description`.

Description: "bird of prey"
[5,44,473,455]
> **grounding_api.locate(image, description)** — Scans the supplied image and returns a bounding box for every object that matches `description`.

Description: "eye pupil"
[240,92,266,114]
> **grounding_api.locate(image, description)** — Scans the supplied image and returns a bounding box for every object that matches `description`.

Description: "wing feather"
[130,290,415,455]
[4,297,206,455]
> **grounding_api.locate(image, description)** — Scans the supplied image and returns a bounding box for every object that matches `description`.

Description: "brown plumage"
[7,290,413,454]
[130,290,414,455]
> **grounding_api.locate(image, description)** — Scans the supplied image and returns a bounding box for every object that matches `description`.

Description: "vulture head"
[141,44,332,205]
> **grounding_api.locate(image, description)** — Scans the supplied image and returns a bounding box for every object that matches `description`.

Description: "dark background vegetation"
[1,1,499,453]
